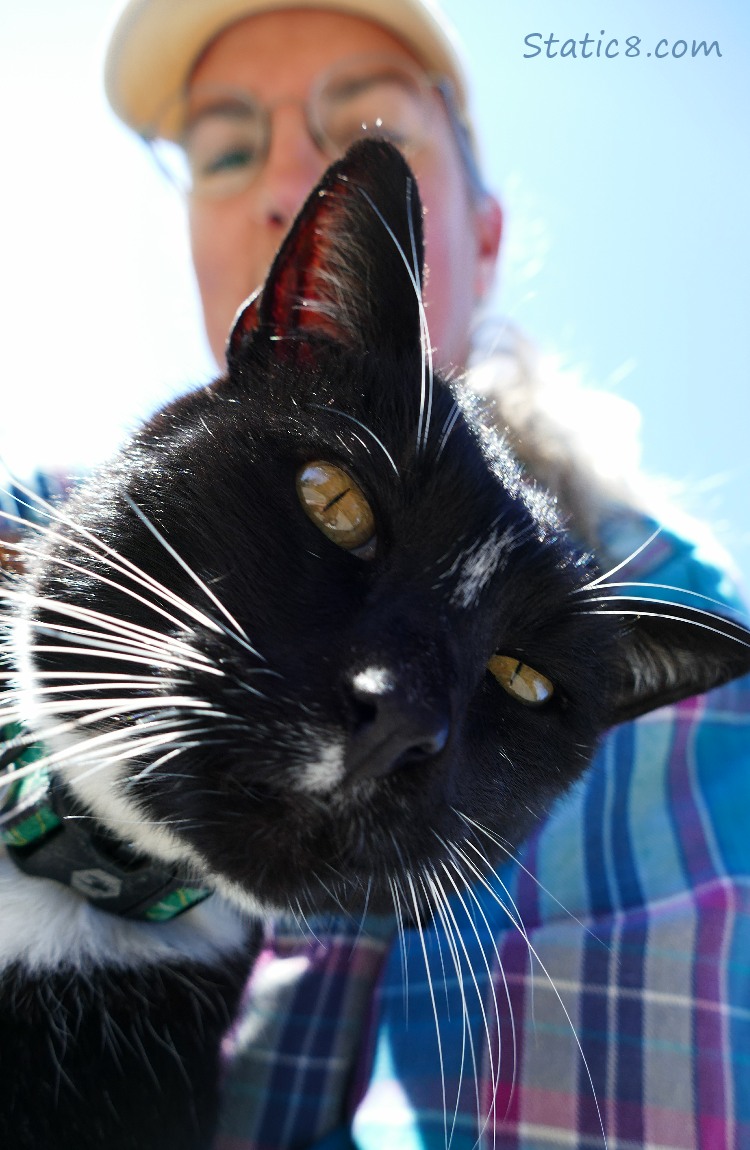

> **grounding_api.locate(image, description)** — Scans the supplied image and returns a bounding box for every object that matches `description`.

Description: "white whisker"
[441,850,511,1134]
[0,721,210,821]
[124,494,261,660]
[355,182,434,457]
[450,829,609,1150]
[387,872,411,1023]
[575,580,750,621]
[0,699,215,739]
[405,176,434,457]
[579,606,750,649]
[578,526,663,589]
[22,643,224,676]
[455,811,599,940]
[0,586,212,663]
[27,623,209,668]
[435,401,462,463]
[29,617,203,662]
[57,733,206,792]
[435,843,507,1131]
[1,551,223,650]
[126,745,193,784]
[104,730,220,776]
[309,405,399,477]
[2,488,265,662]
[421,867,478,1149]
[405,871,448,1149]
[0,700,216,767]
[0,671,175,686]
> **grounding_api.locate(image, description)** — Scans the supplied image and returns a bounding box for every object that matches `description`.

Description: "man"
[105,1,502,375]
[103,2,750,1147]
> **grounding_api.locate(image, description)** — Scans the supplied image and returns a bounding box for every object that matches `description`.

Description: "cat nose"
[343,667,450,782]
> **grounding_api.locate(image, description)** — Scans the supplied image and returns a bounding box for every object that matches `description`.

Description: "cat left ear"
[606,599,750,725]
[227,139,425,367]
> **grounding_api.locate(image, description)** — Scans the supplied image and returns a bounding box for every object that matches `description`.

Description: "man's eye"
[184,109,264,191]
[201,147,257,176]
[321,78,425,155]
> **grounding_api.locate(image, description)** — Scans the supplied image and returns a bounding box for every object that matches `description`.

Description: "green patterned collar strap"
[0,730,213,922]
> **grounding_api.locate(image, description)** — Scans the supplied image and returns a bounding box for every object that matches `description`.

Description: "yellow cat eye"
[488,655,555,706]
[296,461,376,558]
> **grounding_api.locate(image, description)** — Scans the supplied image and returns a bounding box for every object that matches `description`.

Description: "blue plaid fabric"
[213,510,750,1150]
[0,467,76,538]
[215,917,395,1149]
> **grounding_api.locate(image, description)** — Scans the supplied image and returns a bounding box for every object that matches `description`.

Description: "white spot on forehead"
[450,528,516,609]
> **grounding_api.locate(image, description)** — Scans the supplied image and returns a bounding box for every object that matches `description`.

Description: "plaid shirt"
[3,477,748,1148]
[214,510,750,1150]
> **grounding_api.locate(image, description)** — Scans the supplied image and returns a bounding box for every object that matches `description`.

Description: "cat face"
[16,141,750,918]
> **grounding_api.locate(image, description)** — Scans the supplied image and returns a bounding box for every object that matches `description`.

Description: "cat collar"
[0,732,212,922]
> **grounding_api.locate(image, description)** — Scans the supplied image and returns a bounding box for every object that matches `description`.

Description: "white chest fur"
[0,849,248,974]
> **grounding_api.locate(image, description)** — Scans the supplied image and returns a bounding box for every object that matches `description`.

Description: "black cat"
[1,140,748,1149]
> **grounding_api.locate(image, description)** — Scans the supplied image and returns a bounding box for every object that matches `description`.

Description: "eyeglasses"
[144,54,485,200]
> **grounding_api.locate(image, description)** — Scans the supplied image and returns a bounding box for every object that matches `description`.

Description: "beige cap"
[104,0,470,136]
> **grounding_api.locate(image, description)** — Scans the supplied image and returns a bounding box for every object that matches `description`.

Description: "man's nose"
[253,105,329,230]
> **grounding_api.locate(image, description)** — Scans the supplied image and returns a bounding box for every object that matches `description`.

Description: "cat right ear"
[226,287,262,363]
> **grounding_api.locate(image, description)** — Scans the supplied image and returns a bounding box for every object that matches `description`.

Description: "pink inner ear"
[226,140,424,363]
[226,178,354,362]
[265,180,355,344]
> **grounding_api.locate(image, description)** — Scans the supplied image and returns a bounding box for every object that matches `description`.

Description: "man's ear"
[473,193,503,303]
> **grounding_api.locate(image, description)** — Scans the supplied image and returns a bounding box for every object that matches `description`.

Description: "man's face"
[186,9,501,371]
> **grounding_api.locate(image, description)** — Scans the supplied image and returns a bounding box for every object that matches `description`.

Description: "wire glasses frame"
[143,54,486,201]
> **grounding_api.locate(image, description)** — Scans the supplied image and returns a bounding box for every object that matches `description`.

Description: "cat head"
[17,140,750,917]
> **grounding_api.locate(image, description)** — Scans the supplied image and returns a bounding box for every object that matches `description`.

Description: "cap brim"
[104,0,470,136]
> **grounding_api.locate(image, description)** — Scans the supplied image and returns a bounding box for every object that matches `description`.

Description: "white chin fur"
[297,736,345,795]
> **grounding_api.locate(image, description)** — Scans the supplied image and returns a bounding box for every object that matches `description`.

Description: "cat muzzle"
[343,667,450,781]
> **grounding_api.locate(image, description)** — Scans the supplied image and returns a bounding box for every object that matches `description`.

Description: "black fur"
[0,952,254,1150]
[2,140,749,1147]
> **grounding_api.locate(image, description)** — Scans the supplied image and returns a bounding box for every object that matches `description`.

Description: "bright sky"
[2,0,749,589]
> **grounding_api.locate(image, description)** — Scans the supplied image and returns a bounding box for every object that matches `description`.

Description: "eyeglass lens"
[155,59,433,198]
